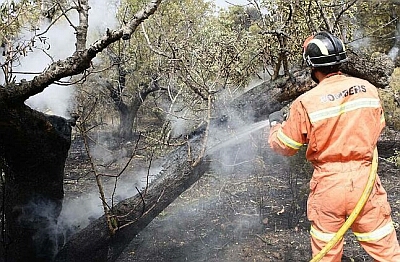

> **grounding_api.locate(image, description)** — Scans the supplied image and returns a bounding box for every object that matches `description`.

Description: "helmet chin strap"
[311,68,319,84]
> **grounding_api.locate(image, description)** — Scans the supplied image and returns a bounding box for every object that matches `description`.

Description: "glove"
[269,110,285,127]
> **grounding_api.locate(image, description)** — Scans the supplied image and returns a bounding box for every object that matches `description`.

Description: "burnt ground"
[63,133,400,262]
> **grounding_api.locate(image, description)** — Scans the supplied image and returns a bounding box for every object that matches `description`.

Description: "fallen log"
[54,137,210,261]
[54,50,396,261]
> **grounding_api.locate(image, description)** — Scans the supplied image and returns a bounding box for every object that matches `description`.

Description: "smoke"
[168,104,202,138]
[14,10,77,117]
[117,91,270,260]
[18,0,119,118]
[245,69,272,93]
[57,163,162,237]
[348,29,371,51]
[55,84,268,250]
[25,85,76,118]
[87,0,120,42]
[15,0,271,258]
[207,102,268,175]
[18,161,162,255]
[17,197,62,259]
[388,46,399,61]
[89,132,130,165]
[12,0,135,254]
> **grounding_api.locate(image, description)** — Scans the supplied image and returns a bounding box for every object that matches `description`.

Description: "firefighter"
[267,31,400,261]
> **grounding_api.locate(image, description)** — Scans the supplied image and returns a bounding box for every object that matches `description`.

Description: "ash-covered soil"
[116,157,399,261]
[64,133,400,262]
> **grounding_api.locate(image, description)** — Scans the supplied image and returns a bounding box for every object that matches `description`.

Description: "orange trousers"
[307,165,400,261]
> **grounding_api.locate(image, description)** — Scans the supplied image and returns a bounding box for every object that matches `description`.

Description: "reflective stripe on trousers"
[310,221,394,243]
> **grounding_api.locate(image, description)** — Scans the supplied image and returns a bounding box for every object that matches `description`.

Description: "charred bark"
[0,105,75,261]
[341,49,395,89]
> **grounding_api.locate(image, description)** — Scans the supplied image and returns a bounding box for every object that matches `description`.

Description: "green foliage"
[216,1,366,79]
[81,0,400,147]
[111,0,266,109]
[0,0,41,41]
[0,0,42,84]
[351,1,399,54]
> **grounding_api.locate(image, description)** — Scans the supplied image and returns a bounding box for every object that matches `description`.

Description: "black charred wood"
[0,105,73,261]
[54,136,210,262]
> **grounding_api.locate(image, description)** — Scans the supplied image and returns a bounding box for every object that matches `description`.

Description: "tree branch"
[0,0,162,105]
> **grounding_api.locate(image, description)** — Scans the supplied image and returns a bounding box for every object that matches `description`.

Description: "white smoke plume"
[19,11,77,118]
[18,0,119,118]
[58,164,162,240]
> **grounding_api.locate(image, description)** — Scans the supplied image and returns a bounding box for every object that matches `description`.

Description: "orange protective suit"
[268,74,400,261]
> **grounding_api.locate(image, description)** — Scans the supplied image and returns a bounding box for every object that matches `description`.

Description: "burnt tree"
[0,105,74,261]
[53,49,395,262]
[0,1,162,261]
[54,136,210,261]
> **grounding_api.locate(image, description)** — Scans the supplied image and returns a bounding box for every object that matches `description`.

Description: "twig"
[117,189,165,230]
[135,186,146,216]
[141,23,171,58]
[143,151,153,197]
[110,135,142,207]
[78,123,117,235]
[333,0,358,30]
[254,234,269,243]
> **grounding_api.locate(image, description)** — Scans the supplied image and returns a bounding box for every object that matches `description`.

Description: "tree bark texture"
[54,51,395,261]
[0,105,73,261]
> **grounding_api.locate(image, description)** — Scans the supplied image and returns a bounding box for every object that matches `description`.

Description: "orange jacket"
[268,74,385,170]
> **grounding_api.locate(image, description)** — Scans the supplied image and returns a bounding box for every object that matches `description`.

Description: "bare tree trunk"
[118,104,135,141]
[115,89,159,141]
[101,74,161,142]
[0,105,74,261]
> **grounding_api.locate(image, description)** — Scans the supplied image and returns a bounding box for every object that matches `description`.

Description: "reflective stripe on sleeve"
[277,128,303,150]
[310,225,336,242]
[353,222,394,242]
[309,98,381,123]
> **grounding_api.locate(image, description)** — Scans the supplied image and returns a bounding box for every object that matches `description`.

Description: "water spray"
[207,119,270,154]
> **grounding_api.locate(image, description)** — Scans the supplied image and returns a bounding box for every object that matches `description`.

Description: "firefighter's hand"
[269,110,284,127]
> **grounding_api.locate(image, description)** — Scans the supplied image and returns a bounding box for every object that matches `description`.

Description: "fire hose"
[310,147,378,262]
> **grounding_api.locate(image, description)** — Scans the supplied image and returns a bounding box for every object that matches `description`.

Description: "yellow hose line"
[310,147,378,262]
